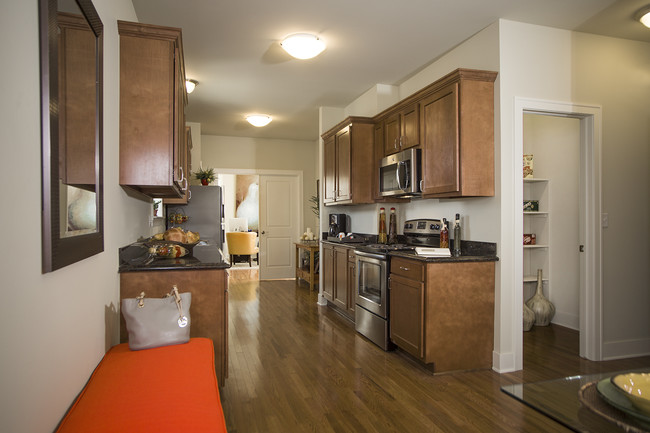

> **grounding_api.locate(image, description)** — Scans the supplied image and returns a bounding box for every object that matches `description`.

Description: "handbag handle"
[169,285,189,328]
[133,287,188,328]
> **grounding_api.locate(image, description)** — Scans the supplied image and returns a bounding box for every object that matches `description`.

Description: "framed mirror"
[40,0,104,272]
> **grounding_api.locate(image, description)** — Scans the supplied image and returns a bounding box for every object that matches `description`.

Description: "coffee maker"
[328,213,347,238]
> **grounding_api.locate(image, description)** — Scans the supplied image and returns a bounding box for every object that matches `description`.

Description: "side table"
[294,241,319,291]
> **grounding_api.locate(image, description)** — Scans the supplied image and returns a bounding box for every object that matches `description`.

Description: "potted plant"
[194,167,215,185]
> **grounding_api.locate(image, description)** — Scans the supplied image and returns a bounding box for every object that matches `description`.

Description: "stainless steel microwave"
[379,148,421,197]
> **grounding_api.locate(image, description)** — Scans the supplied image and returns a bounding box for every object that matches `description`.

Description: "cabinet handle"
[399,266,409,271]
[399,136,404,147]
[179,166,184,182]
[394,138,398,149]
[419,179,424,192]
[182,176,188,192]
[188,189,192,200]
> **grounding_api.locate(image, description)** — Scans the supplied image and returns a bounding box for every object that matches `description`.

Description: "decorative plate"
[596,377,650,424]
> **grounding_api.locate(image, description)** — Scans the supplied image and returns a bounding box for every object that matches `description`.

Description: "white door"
[259,174,301,279]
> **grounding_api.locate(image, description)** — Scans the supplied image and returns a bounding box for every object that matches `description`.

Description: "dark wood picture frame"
[39,0,104,272]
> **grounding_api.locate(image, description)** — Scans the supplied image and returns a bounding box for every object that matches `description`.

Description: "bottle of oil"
[388,207,398,244]
[378,208,387,244]
[440,218,449,248]
[452,213,461,257]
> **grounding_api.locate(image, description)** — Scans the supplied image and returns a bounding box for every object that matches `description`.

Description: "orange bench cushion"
[56,338,227,432]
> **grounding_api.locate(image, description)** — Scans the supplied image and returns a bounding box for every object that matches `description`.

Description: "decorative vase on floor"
[525,269,555,326]
[523,302,535,331]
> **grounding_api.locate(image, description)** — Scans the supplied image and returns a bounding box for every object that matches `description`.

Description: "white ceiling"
[131,0,650,142]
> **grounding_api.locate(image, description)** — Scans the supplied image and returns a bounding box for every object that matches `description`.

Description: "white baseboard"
[492,350,518,373]
[603,337,650,360]
[552,311,579,331]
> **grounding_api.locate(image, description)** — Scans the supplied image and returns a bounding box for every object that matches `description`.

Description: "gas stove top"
[355,219,442,256]
[356,243,415,254]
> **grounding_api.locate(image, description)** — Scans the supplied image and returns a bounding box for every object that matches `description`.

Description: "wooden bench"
[56,338,227,432]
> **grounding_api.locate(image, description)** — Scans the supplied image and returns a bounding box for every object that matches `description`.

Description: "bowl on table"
[611,373,650,415]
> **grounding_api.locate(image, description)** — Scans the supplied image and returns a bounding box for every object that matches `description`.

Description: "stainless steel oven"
[354,250,390,350]
[354,219,442,351]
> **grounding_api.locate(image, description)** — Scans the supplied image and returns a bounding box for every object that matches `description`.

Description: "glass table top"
[501,369,650,432]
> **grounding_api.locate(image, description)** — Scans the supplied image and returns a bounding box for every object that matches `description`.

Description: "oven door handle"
[354,250,387,261]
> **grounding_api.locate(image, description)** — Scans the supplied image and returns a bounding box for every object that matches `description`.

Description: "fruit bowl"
[611,373,650,415]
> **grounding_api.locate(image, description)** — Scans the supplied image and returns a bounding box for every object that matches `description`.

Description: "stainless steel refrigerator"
[166,186,224,247]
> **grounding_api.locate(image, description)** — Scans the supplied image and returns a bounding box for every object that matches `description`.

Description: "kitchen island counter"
[118,239,230,272]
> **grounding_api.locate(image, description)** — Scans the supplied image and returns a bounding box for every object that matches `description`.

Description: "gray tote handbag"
[121,285,191,350]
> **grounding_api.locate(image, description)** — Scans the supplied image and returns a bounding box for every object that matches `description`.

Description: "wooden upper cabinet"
[163,126,192,205]
[336,127,352,202]
[118,20,187,198]
[420,69,496,198]
[321,117,374,206]
[323,135,336,204]
[383,103,419,156]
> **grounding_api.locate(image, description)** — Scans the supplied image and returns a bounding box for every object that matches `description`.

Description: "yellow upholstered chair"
[226,232,259,266]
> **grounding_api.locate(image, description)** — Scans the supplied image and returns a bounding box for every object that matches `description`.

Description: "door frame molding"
[513,97,603,368]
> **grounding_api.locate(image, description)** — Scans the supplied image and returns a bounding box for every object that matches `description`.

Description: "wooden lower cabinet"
[321,243,355,319]
[389,257,495,372]
[119,268,229,384]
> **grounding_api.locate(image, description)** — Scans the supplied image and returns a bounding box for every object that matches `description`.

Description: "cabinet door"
[420,83,460,195]
[163,127,192,205]
[323,135,336,204]
[333,246,349,310]
[384,113,400,156]
[119,269,228,384]
[389,273,424,359]
[336,128,351,201]
[346,254,356,317]
[373,123,385,200]
[322,244,334,301]
[400,104,419,150]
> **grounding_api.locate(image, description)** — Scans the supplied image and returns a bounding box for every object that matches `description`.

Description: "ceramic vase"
[525,269,555,326]
[523,302,535,331]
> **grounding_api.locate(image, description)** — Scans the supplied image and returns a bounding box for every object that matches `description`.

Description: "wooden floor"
[220,277,650,432]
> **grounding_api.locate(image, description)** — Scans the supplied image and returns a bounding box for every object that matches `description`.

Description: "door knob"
[261,231,266,235]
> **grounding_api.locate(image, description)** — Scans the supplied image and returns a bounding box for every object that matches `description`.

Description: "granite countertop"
[118,239,230,272]
[321,236,498,263]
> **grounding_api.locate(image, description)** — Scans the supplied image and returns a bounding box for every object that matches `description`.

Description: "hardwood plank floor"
[220,278,650,432]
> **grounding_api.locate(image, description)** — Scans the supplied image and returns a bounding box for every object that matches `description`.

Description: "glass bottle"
[388,207,398,244]
[378,208,387,244]
[440,218,449,248]
[453,213,461,256]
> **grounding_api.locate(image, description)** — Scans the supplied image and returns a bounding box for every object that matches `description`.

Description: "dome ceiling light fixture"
[636,5,650,28]
[185,79,198,94]
[246,114,273,127]
[280,33,326,59]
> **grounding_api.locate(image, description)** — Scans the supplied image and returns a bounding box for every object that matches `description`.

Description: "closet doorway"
[515,98,603,366]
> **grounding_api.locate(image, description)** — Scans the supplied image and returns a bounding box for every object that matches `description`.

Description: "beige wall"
[201,134,320,233]
[499,20,650,364]
[571,32,650,356]
[0,1,163,431]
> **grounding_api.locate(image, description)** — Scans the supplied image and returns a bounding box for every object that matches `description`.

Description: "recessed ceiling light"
[280,33,326,59]
[246,114,272,127]
[186,79,198,94]
[636,6,650,28]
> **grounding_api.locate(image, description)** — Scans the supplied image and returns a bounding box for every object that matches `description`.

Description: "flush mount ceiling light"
[636,5,650,28]
[185,79,198,94]
[280,33,326,59]
[246,114,272,127]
